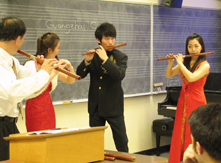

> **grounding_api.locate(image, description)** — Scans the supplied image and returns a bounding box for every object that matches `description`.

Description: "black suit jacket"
[77,49,128,117]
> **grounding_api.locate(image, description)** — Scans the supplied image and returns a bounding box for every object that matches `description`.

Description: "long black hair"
[183,33,206,72]
[23,32,60,65]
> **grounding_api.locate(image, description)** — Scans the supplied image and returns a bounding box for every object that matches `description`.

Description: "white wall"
[100,0,158,4]
[182,0,221,10]
[16,0,221,153]
[101,0,221,9]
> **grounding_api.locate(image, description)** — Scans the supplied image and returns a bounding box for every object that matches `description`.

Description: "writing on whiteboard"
[45,20,98,34]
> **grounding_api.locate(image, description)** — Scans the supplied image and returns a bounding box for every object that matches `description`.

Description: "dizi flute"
[158,51,214,61]
[104,156,115,161]
[17,49,81,80]
[104,152,136,162]
[82,43,127,56]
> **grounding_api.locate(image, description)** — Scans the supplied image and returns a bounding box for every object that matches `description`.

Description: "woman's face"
[47,41,60,59]
[187,39,202,55]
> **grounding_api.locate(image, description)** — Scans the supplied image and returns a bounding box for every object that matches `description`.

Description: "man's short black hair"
[0,17,26,41]
[188,103,221,160]
[95,22,116,42]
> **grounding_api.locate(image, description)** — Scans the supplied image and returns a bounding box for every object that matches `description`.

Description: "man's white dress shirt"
[0,47,49,117]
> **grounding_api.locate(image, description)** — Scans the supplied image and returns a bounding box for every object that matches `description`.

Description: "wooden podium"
[4,126,108,163]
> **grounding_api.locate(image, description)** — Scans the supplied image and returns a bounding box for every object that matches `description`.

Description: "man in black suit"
[77,22,128,152]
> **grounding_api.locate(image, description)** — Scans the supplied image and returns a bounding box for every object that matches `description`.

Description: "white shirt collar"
[0,47,14,67]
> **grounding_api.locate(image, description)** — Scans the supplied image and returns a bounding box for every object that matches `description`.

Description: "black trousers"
[89,114,128,152]
[0,119,19,161]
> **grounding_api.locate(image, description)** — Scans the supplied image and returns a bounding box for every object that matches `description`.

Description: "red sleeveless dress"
[168,61,210,163]
[25,82,55,132]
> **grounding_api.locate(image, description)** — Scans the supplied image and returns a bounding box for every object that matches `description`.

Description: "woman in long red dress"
[165,33,210,163]
[24,32,76,132]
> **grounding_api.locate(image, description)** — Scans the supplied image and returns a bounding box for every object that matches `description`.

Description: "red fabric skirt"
[168,62,209,163]
[25,82,55,132]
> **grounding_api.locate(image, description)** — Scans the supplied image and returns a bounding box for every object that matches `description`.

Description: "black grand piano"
[158,72,221,118]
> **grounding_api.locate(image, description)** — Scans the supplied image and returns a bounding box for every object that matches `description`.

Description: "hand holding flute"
[83,45,109,63]
[35,56,61,75]
[82,43,127,56]
[165,53,185,66]
[18,50,81,80]
[83,43,127,63]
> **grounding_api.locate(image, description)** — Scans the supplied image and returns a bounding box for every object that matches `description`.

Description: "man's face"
[97,35,115,51]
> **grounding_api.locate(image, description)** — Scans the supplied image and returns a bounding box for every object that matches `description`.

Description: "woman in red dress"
[24,32,76,132]
[165,33,210,163]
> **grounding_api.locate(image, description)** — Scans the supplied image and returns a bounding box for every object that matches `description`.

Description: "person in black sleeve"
[77,22,128,152]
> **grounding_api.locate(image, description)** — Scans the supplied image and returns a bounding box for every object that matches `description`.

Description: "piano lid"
[204,72,221,92]
[158,72,221,118]
[166,86,181,103]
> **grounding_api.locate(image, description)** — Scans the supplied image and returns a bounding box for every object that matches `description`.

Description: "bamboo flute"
[158,51,214,61]
[17,49,81,80]
[104,156,115,161]
[104,152,136,162]
[82,43,127,56]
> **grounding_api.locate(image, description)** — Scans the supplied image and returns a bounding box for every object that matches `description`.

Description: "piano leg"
[155,134,161,156]
[153,118,174,156]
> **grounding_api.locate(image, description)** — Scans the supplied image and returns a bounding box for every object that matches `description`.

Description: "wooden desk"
[0,161,21,163]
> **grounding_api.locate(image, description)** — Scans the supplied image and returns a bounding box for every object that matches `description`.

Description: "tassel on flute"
[17,50,81,80]
[82,43,127,56]
[158,51,214,61]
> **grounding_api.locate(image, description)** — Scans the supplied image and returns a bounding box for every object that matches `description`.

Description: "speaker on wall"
[160,0,183,8]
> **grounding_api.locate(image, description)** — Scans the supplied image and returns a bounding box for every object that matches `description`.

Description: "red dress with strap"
[168,61,210,163]
[25,82,55,132]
